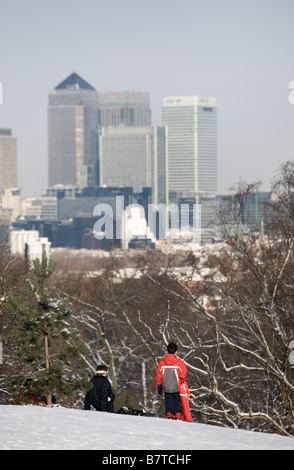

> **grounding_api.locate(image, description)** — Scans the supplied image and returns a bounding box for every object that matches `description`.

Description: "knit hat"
[96,364,108,375]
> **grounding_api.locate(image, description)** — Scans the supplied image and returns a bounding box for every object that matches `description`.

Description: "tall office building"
[97,91,151,127]
[99,125,167,205]
[0,129,17,200]
[48,72,99,188]
[162,96,217,197]
[97,92,165,205]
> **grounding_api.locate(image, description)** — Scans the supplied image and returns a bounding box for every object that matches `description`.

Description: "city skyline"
[48,71,216,205]
[0,1,294,198]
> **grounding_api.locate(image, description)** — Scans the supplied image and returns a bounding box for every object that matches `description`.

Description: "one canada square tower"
[48,72,99,188]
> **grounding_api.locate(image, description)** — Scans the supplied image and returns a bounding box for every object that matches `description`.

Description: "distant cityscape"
[0,72,270,257]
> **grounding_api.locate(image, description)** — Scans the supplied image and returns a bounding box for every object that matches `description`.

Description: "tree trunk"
[44,332,52,406]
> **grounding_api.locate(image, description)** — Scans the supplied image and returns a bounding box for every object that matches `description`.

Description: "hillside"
[1,405,294,451]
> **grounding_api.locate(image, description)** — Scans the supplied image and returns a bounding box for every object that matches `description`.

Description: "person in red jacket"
[156,341,187,419]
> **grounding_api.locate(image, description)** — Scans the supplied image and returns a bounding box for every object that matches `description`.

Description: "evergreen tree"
[7,246,85,405]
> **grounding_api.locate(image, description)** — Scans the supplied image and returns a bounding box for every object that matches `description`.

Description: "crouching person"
[84,364,145,415]
[84,365,114,412]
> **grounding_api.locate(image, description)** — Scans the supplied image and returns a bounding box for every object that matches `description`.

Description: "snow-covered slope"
[0,405,294,450]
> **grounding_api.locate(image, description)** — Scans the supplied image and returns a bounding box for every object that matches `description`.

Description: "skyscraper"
[48,72,99,188]
[97,91,166,205]
[162,96,217,197]
[0,129,17,200]
[99,125,167,205]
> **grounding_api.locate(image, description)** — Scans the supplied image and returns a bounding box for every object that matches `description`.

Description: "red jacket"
[156,353,187,393]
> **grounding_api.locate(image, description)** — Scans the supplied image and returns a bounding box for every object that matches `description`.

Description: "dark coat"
[84,375,114,412]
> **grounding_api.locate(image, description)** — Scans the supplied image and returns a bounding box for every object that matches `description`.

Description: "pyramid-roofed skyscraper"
[48,72,99,188]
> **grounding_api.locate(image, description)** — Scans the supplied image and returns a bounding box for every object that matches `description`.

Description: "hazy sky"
[1,0,294,197]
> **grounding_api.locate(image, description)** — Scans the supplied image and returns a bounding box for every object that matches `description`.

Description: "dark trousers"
[164,392,181,415]
[114,388,140,413]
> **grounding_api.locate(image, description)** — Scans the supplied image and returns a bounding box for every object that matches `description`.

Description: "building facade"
[2,188,21,220]
[48,72,99,188]
[98,125,168,205]
[97,91,151,127]
[162,96,217,198]
[0,129,17,201]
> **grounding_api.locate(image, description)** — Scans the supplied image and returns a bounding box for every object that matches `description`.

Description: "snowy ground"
[1,405,294,451]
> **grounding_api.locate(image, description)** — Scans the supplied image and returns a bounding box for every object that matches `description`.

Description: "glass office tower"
[162,96,217,197]
[99,125,167,205]
[48,72,99,188]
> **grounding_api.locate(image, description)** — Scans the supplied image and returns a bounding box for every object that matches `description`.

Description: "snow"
[1,405,294,450]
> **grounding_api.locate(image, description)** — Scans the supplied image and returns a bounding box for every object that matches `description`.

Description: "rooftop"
[54,72,96,91]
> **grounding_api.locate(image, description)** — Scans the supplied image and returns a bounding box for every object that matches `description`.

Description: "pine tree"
[8,246,85,406]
